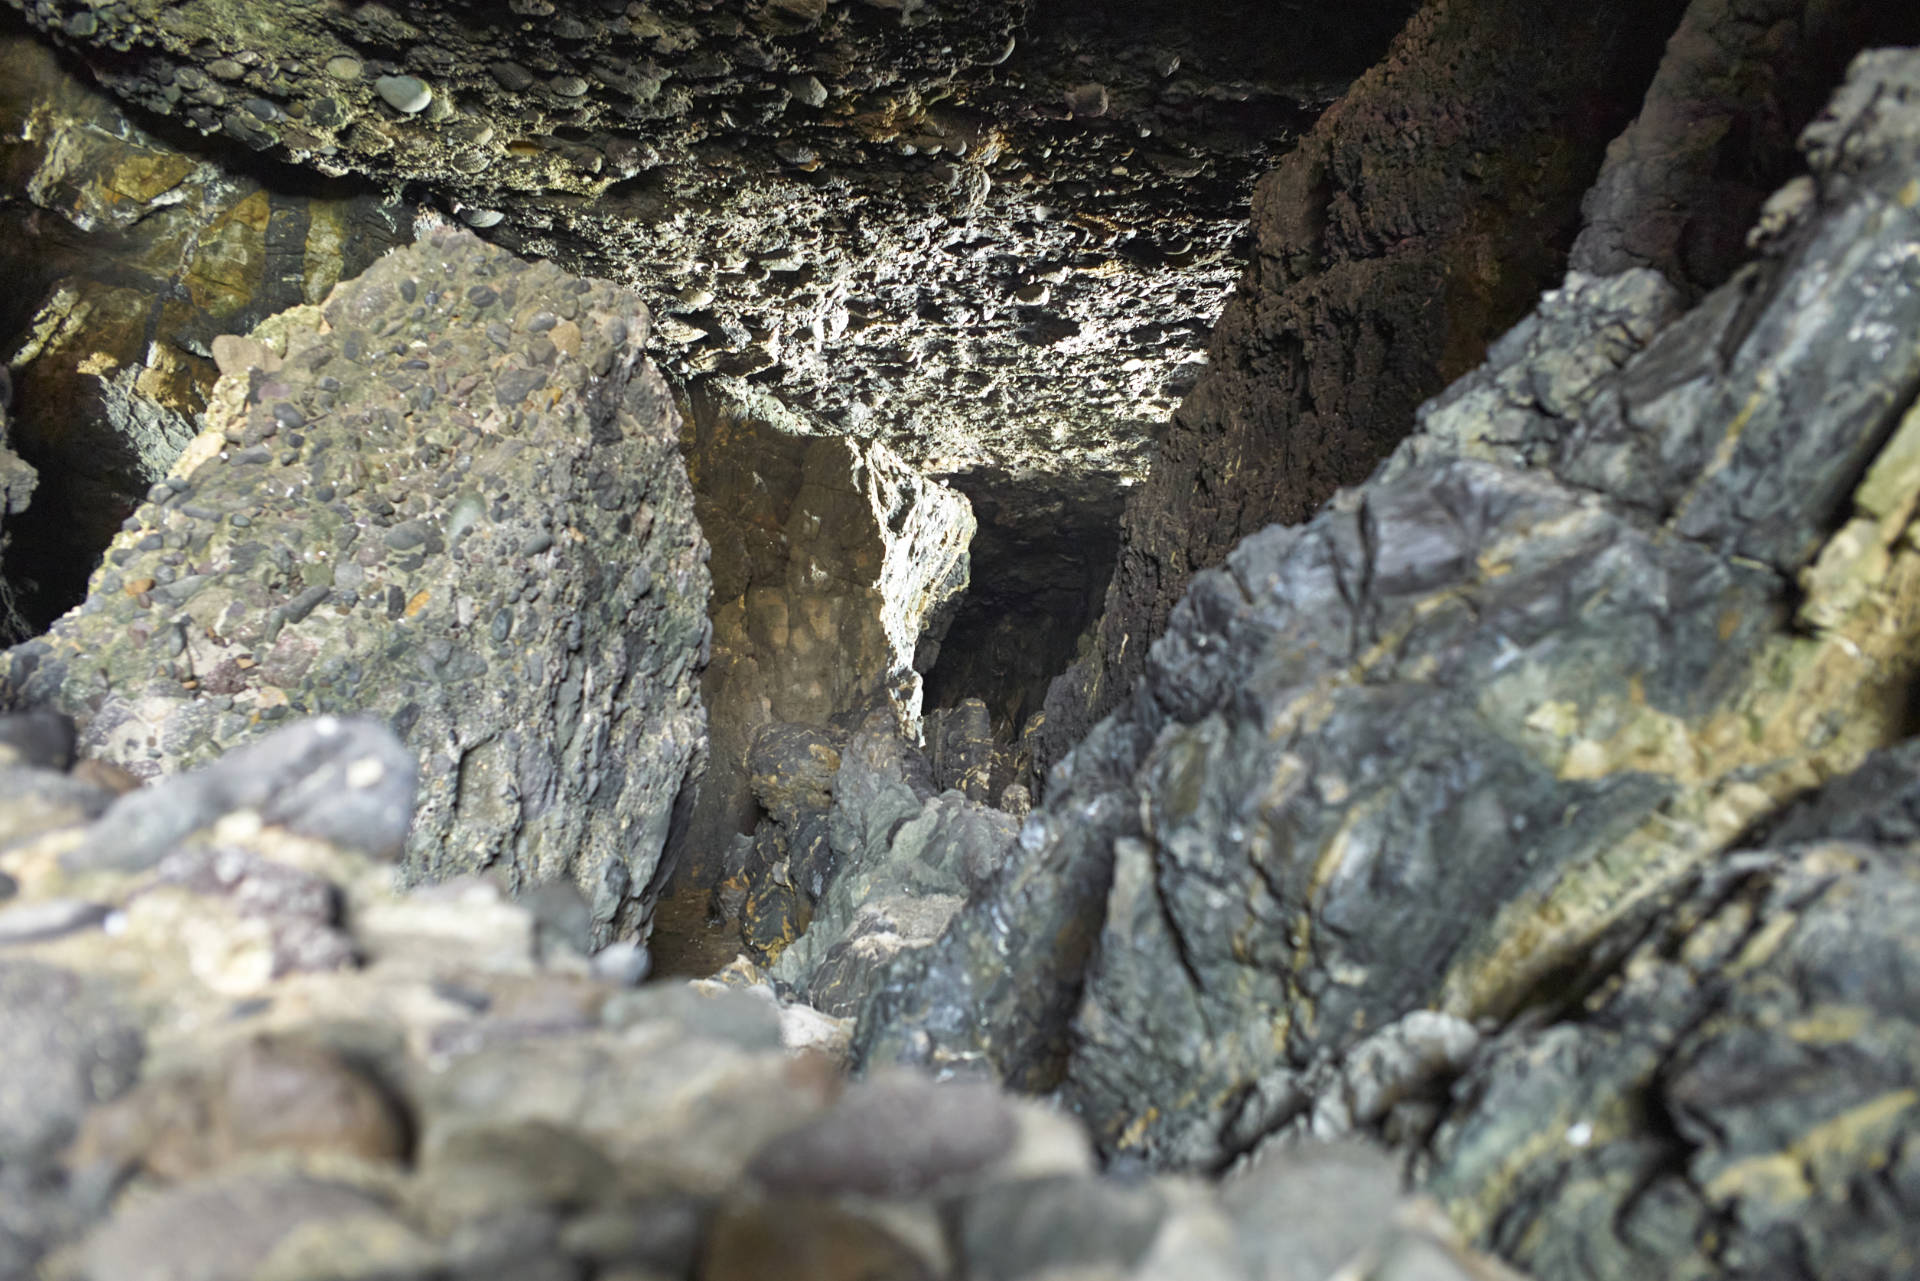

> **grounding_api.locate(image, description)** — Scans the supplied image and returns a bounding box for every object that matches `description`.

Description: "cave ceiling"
[6,0,1414,510]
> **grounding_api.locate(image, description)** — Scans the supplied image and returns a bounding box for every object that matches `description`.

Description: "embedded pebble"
[324,55,363,81]
[374,74,432,114]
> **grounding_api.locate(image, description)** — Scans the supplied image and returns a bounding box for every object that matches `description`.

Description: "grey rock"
[79,1173,395,1281]
[854,47,1920,1187]
[955,1175,1167,1281]
[0,898,112,944]
[373,73,432,114]
[13,230,711,940]
[71,716,417,872]
[745,1074,1017,1199]
[0,961,142,1162]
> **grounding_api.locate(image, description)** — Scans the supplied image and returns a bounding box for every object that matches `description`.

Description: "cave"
[5,0,1920,1276]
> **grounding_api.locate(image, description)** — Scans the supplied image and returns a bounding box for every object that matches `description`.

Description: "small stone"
[0,899,113,945]
[324,55,363,81]
[590,941,650,986]
[787,73,828,107]
[461,206,506,228]
[490,60,535,92]
[1064,83,1110,118]
[373,74,432,114]
[550,74,589,98]
[747,1074,1019,1198]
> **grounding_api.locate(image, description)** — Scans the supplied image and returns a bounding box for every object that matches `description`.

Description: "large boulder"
[854,43,1920,1213]
[0,33,408,627]
[3,227,710,941]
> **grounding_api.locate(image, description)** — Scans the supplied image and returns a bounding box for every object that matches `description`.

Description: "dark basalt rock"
[4,228,711,941]
[1428,804,1920,1279]
[854,45,1920,1218]
[1036,0,1776,775]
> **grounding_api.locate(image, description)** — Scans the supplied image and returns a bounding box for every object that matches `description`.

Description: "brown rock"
[701,1200,935,1281]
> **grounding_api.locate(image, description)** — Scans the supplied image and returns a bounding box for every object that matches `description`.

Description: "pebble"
[0,899,113,945]
[374,74,432,114]
[787,73,828,108]
[550,74,589,98]
[324,55,363,81]
[1065,83,1110,118]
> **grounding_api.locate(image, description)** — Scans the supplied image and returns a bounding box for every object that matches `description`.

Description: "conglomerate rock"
[671,382,971,895]
[3,226,710,940]
[1032,0,1920,774]
[854,45,1920,1227]
[0,710,1519,1281]
[0,32,409,626]
[2,0,1397,537]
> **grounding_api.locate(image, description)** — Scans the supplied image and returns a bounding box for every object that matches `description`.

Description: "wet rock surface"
[855,40,1920,1254]
[0,709,1510,1281]
[4,227,710,939]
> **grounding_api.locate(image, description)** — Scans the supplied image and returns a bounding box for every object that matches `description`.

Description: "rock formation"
[5,0,1920,1277]
[4,226,709,940]
[0,32,410,627]
[854,36,1920,1277]
[0,710,1518,1281]
[1036,0,1920,770]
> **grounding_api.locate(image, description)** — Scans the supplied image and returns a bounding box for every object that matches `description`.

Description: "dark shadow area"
[922,468,1124,738]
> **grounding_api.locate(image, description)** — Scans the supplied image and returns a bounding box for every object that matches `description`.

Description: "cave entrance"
[920,468,1124,742]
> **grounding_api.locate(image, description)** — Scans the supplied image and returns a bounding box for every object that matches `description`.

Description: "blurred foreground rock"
[0,711,1511,1281]
[3,226,709,940]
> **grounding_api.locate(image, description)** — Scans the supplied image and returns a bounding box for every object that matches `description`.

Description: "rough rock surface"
[2,0,1406,536]
[766,708,1019,1017]
[1035,0,1710,771]
[668,382,971,902]
[854,45,1920,1214]
[0,32,409,627]
[3,227,709,940]
[1567,0,1920,299]
[0,709,1515,1281]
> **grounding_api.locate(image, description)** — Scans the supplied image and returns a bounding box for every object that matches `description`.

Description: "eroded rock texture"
[0,709,1517,1281]
[0,32,409,628]
[2,0,1395,522]
[855,51,1920,1244]
[4,227,709,939]
[659,381,971,962]
[1034,0,1920,770]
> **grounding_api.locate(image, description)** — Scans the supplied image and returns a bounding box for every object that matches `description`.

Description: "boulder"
[4,228,710,941]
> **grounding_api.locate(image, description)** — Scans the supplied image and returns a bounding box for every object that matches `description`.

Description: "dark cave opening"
[920,468,1124,740]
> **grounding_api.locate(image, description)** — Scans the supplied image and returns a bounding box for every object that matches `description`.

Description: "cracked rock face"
[853,43,1920,1216]
[4,227,709,940]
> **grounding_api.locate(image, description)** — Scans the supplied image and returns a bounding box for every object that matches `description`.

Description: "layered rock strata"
[4,227,709,940]
[855,44,1920,1234]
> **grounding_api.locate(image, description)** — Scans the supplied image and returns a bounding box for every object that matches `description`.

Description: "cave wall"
[664,379,972,917]
[1034,0,1690,772]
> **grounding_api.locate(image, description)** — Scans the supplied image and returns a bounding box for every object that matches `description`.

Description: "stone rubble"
[0,710,1516,1281]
